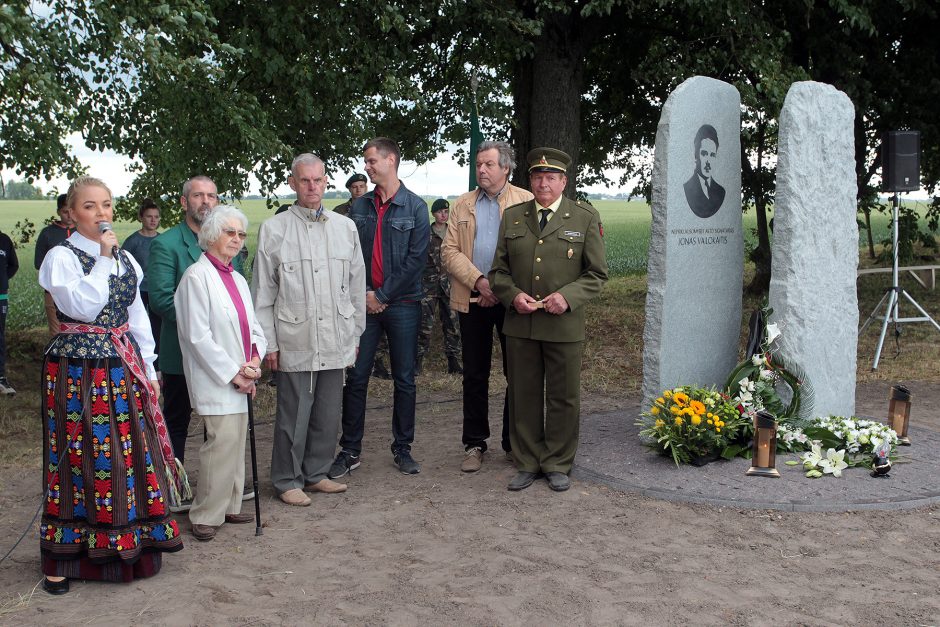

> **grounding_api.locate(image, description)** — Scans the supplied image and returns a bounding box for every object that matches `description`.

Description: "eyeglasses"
[222,228,248,240]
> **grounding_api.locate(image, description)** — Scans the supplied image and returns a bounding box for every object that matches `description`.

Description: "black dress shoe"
[42,577,70,595]
[545,471,570,492]
[507,471,538,491]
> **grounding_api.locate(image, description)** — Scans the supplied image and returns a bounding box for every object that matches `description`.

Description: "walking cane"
[246,393,263,536]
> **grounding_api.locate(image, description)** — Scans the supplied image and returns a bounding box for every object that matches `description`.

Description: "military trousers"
[505,336,583,474]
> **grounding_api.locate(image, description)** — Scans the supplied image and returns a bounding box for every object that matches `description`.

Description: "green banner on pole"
[468,97,484,191]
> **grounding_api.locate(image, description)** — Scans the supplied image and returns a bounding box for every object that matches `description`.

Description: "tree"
[2,0,937,255]
[1,178,43,199]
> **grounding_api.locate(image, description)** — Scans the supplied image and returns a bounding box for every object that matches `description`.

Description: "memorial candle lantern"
[888,384,912,446]
[746,410,780,477]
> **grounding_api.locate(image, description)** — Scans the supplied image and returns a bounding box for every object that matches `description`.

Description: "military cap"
[431,198,450,213]
[527,147,572,174]
[345,173,367,189]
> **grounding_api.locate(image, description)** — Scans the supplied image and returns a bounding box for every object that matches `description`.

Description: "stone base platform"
[573,382,940,512]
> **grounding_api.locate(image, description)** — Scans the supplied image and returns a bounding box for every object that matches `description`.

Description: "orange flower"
[689,400,706,415]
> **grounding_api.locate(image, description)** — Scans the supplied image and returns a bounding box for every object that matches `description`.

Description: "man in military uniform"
[417,199,461,375]
[488,147,608,493]
[334,173,368,216]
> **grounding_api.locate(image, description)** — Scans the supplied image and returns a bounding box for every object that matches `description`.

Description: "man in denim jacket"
[330,137,430,477]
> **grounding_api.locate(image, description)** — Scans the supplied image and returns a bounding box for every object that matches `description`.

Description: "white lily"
[751,354,765,366]
[766,323,781,345]
[801,443,823,468]
[819,448,848,477]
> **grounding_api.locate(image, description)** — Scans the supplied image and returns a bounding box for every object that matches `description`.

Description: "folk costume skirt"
[40,355,183,582]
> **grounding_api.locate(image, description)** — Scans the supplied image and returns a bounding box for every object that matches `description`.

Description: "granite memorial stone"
[769,81,858,418]
[642,76,744,405]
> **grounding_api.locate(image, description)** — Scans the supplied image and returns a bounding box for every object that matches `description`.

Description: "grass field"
[0,197,928,331]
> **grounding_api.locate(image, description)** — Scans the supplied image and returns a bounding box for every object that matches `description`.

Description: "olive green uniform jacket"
[488,195,607,474]
[488,196,608,342]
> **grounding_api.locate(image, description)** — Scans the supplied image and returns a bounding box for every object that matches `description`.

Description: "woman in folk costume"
[37,177,187,594]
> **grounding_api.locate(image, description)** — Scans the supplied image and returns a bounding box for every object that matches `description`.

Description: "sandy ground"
[1,380,939,626]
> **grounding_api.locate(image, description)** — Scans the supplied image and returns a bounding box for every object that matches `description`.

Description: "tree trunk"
[749,194,772,294]
[743,123,772,294]
[510,10,586,197]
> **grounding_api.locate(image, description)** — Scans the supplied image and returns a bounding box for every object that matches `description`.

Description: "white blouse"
[38,231,157,379]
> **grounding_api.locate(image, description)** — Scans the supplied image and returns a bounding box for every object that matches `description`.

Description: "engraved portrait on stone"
[683,124,726,218]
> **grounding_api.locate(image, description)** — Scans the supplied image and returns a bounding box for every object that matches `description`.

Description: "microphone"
[98,221,120,260]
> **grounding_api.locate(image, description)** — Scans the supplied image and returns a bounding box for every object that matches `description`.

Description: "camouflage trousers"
[418,295,460,359]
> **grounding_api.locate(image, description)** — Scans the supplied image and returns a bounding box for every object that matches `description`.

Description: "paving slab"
[573,383,940,512]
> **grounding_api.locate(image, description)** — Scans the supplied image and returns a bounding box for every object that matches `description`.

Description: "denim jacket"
[348,182,430,304]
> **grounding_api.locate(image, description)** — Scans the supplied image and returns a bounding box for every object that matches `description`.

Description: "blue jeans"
[340,302,421,456]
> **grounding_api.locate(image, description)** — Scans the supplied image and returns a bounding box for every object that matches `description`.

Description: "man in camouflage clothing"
[334,173,367,216]
[417,199,461,374]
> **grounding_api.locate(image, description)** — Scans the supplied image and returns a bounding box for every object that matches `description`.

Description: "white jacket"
[175,254,267,415]
[252,205,366,372]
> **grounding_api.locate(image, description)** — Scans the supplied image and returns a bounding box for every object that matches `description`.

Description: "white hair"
[198,204,248,250]
[291,153,325,177]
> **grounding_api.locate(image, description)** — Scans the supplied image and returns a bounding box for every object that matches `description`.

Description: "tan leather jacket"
[441,184,534,313]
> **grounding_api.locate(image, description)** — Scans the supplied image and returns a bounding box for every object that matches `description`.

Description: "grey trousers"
[271,369,343,494]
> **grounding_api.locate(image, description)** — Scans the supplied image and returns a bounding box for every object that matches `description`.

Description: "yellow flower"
[663,390,672,399]
[690,400,706,415]
[691,415,702,426]
[674,416,684,426]
[706,412,713,419]
[656,397,665,405]
[670,406,680,414]
[715,428,721,433]
[654,419,665,429]
[650,406,660,415]
[673,392,689,407]
[707,419,714,425]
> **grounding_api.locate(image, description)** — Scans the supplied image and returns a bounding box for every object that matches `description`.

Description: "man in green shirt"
[149,176,246,511]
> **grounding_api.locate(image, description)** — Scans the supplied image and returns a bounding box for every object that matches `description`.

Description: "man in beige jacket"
[440,141,534,473]
[253,153,366,506]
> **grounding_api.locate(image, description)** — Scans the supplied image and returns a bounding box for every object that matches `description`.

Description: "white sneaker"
[0,378,15,396]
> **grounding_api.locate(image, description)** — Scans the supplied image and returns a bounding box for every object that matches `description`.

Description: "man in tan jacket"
[441,141,533,473]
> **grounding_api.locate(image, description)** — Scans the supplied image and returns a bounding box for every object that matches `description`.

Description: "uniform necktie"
[539,208,550,231]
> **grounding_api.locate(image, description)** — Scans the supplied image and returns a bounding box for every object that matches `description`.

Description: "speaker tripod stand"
[859,191,940,370]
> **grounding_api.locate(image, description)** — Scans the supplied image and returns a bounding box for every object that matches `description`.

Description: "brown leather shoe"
[279,488,312,506]
[460,447,483,472]
[304,479,348,494]
[191,524,218,541]
[224,513,255,524]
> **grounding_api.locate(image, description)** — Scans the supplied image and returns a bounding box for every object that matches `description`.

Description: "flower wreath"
[723,304,814,426]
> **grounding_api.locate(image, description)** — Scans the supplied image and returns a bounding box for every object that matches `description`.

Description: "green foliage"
[877,202,939,264]
[1,179,43,199]
[11,218,35,249]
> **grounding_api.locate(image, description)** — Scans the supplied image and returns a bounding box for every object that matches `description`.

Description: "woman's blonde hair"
[66,176,112,209]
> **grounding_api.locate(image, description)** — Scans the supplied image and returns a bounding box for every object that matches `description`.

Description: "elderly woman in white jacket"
[175,205,266,542]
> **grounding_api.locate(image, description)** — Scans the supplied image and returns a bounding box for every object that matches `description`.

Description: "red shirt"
[370,191,394,289]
